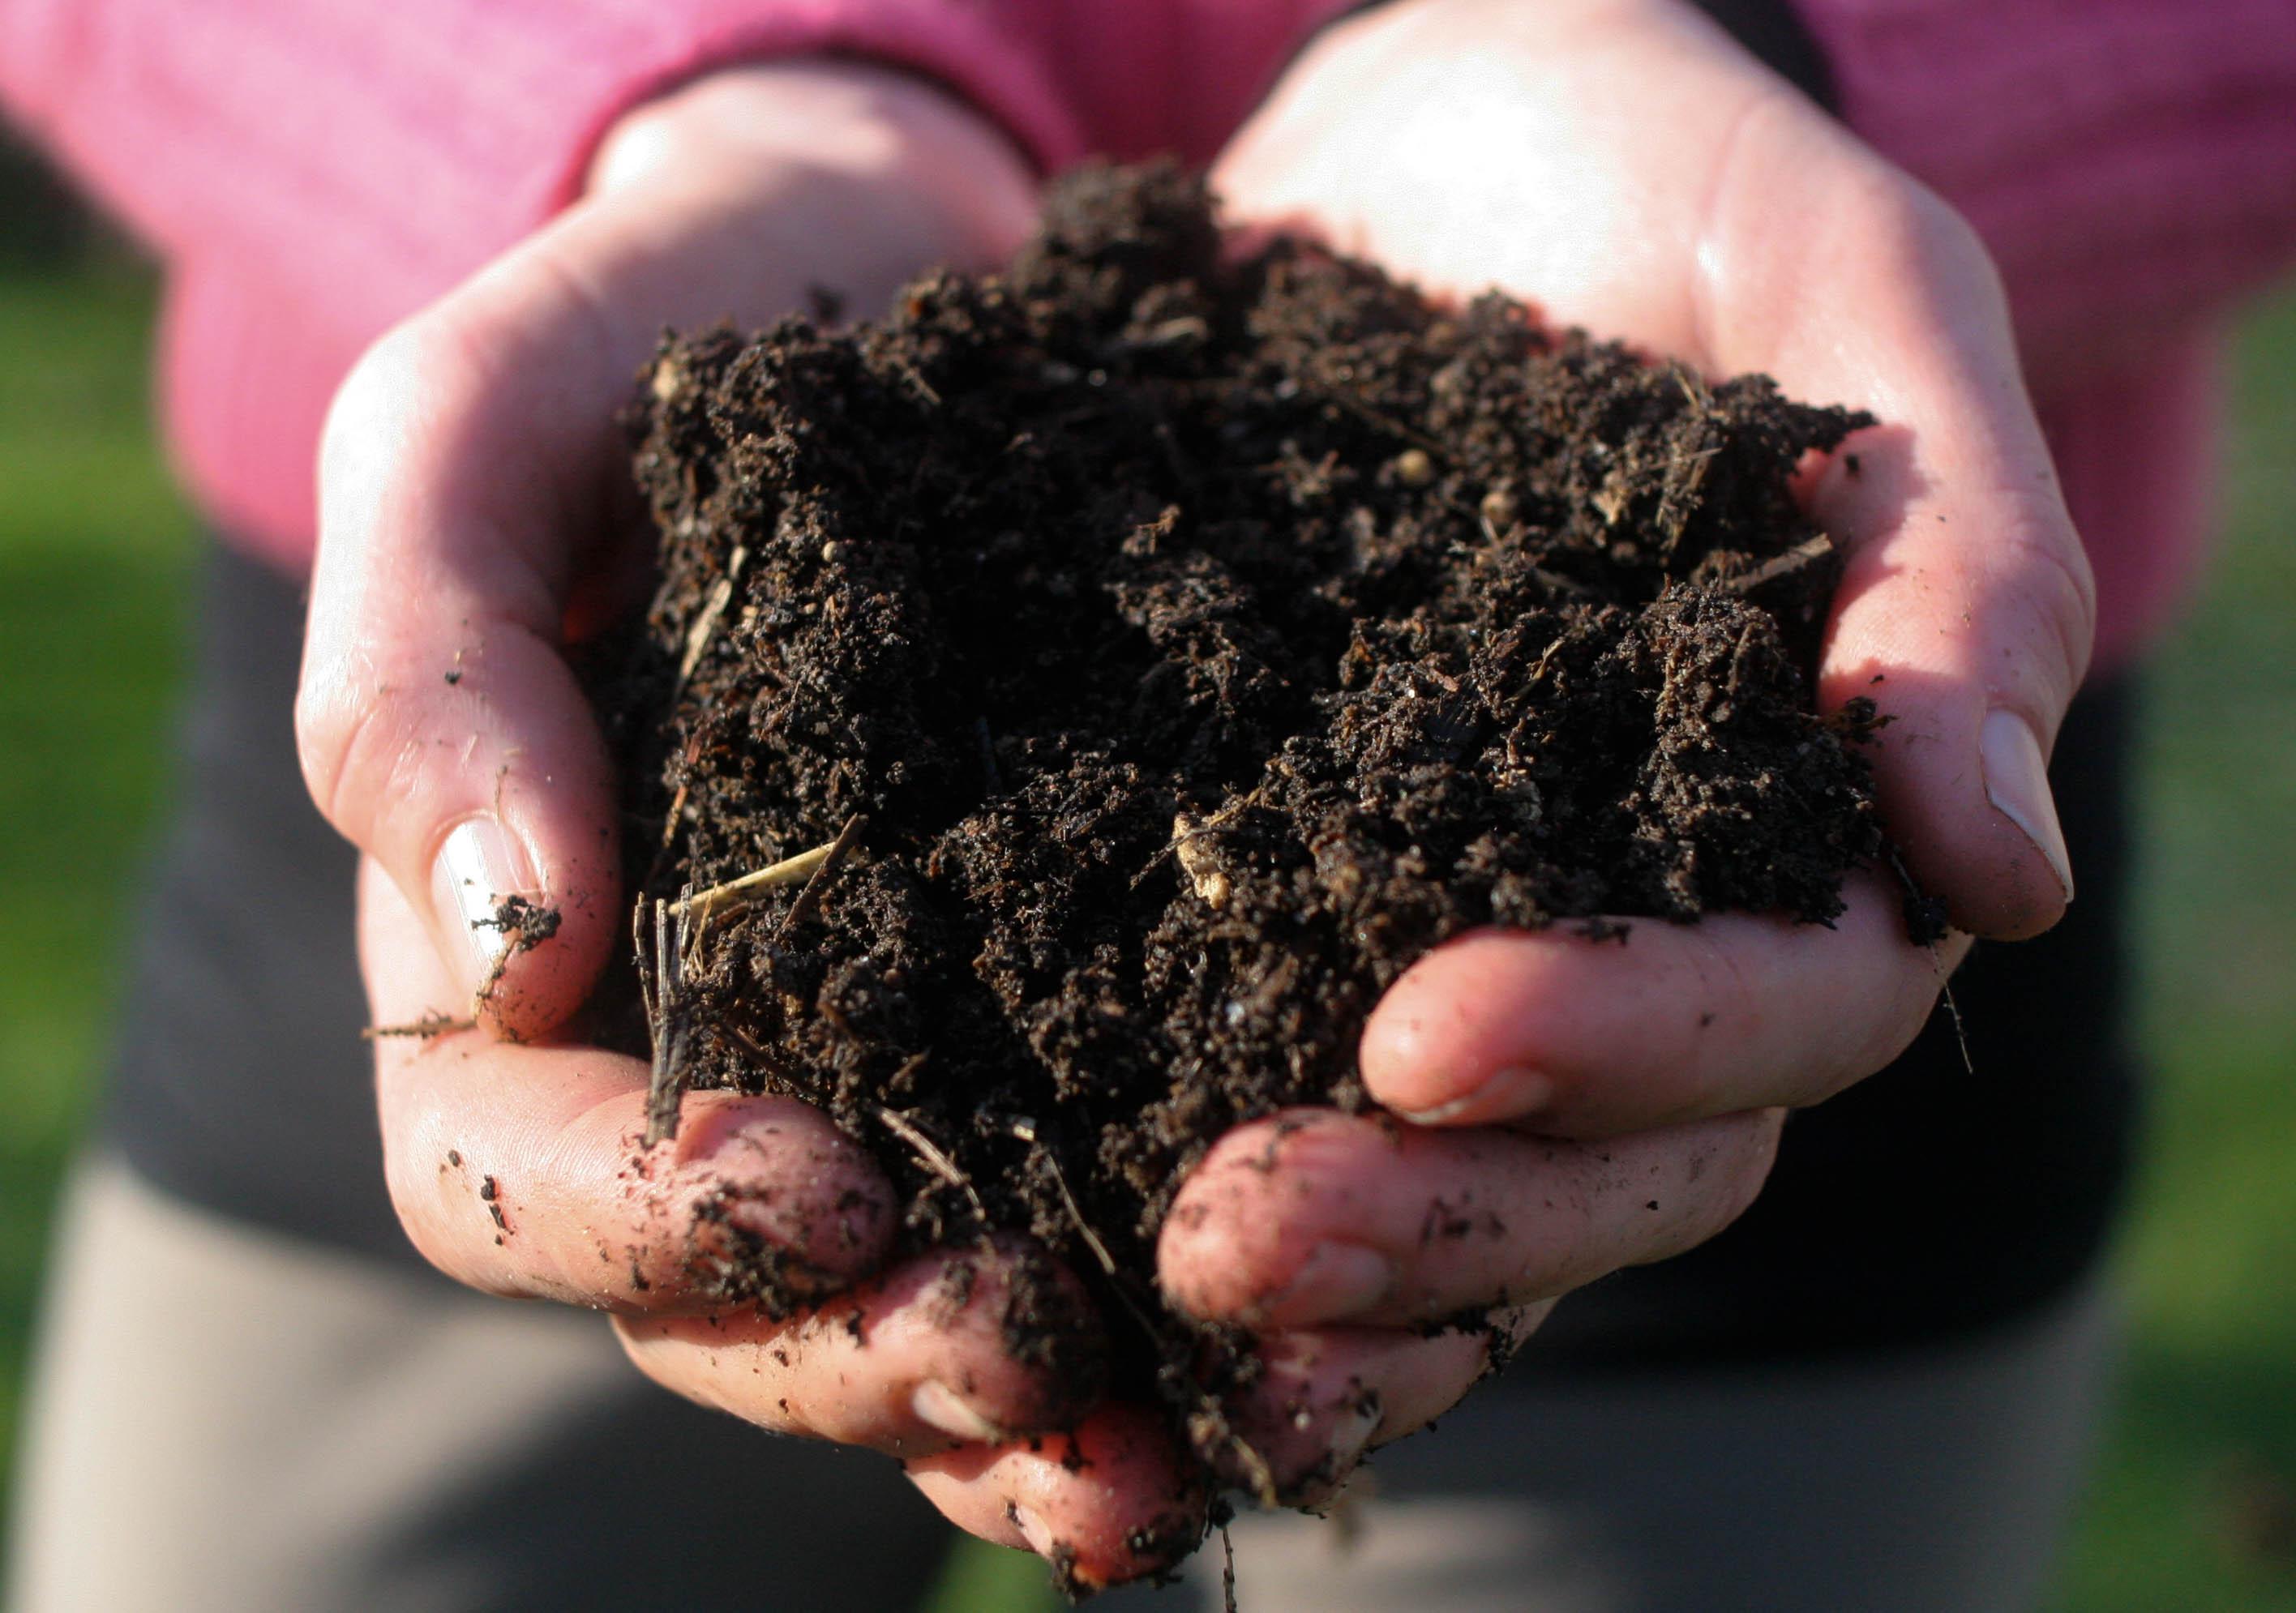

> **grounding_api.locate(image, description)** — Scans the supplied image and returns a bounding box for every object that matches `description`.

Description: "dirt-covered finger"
[1359,871,1961,1137]
[379,1040,897,1312]
[362,857,893,1310]
[1159,1109,1778,1328]
[1703,142,2095,939]
[303,273,632,1038]
[1210,1310,1549,1505]
[615,1237,1107,1456]
[906,1403,1207,1596]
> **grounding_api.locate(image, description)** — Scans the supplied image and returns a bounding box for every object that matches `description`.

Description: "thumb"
[296,66,1045,1038]
[298,232,634,1039]
[1784,192,2096,940]
[1700,126,2097,939]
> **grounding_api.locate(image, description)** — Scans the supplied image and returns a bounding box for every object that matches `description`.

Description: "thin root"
[637,892,697,1146]
[670,833,846,923]
[878,1106,996,1239]
[675,544,747,685]
[1720,533,1833,595]
[361,1012,475,1041]
[776,814,868,939]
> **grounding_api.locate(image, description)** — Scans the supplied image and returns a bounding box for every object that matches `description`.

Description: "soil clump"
[591,161,1888,1527]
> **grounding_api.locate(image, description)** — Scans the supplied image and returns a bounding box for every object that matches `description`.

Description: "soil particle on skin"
[478,895,562,954]
[589,162,1896,1524]
[473,895,567,1030]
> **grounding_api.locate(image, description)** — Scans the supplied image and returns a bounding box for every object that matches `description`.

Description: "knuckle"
[1841,164,1988,286]
[1995,516,2098,702]
[296,675,433,842]
[317,326,414,488]
[319,306,500,516]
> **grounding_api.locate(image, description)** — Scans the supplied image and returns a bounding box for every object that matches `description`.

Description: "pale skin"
[298,0,2093,1588]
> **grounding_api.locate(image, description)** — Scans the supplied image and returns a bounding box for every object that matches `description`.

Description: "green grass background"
[0,250,2289,1608]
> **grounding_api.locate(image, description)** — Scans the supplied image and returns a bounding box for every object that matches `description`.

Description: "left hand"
[1154,0,2095,1499]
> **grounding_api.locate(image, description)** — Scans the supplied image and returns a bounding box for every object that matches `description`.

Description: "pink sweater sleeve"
[1797,0,2296,389]
[0,0,1345,558]
[0,0,1088,345]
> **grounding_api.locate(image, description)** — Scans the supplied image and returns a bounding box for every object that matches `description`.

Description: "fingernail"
[1009,1503,1058,1559]
[1979,710,2074,902]
[1392,1066,1552,1127]
[910,1379,1004,1443]
[1256,1242,1397,1326]
[429,816,542,998]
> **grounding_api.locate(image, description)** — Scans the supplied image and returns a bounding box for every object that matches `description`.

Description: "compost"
[591,160,1891,1532]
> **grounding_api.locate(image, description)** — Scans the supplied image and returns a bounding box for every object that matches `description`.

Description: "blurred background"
[0,135,2290,1611]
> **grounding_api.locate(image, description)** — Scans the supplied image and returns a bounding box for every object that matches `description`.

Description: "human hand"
[298,62,1198,1587]
[1155,0,2095,1495]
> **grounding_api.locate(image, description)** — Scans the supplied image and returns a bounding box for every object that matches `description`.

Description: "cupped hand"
[297,63,1202,1587]
[1158,0,2097,1494]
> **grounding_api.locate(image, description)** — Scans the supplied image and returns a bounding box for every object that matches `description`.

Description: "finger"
[1698,108,2095,938]
[1812,404,2090,939]
[299,209,649,1037]
[906,1404,1207,1596]
[1214,1307,1551,1506]
[1159,1110,1777,1328]
[299,74,1040,1037]
[1359,871,1961,1136]
[364,856,894,1309]
[615,1238,1107,1456]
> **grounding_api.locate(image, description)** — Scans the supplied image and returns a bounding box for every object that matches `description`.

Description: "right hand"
[1153,0,2096,1503]
[299,62,1203,1587]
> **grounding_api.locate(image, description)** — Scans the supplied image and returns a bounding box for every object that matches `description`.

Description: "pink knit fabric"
[4,0,2294,664]
[1801,0,2296,659]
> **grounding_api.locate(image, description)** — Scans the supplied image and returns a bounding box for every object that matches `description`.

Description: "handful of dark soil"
[593,161,1886,1513]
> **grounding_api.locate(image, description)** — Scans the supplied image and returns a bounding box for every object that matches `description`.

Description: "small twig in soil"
[1133,785,1266,891]
[658,780,690,852]
[877,1106,997,1243]
[1171,814,1233,909]
[1523,631,1568,691]
[1011,1119,1166,1330]
[1013,1119,1278,1512]
[1033,1132,1118,1278]
[876,1105,970,1191]
[638,892,700,1147]
[1530,563,1587,599]
[1480,508,1588,597]
[1670,361,1713,413]
[361,1012,476,1041]
[1216,1420,1280,1512]
[675,544,747,686]
[890,357,943,407]
[775,814,867,939]
[1937,973,1976,1077]
[1099,315,1210,361]
[632,896,658,1030]
[1878,844,1973,1075]
[669,833,848,924]
[1720,533,1834,596]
